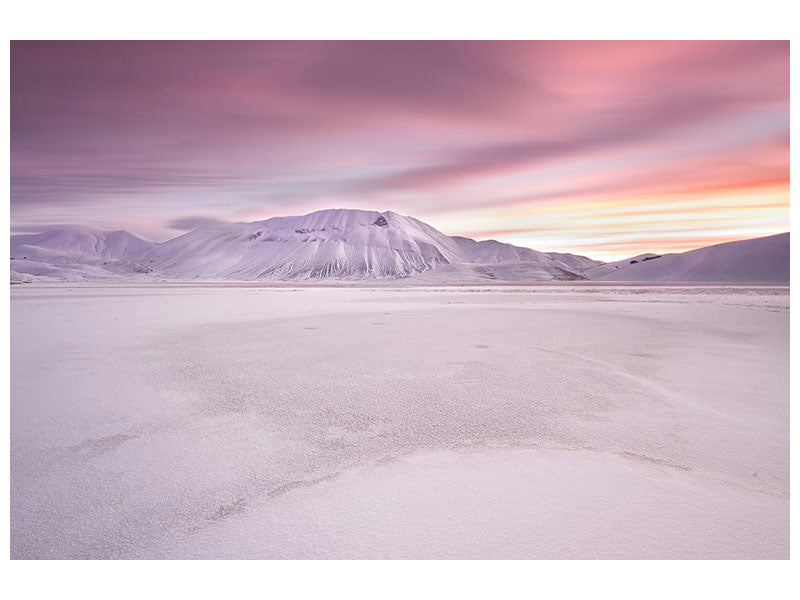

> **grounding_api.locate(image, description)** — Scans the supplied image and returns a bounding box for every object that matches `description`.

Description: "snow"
[10,226,156,281]
[9,212,789,284]
[167,447,787,559]
[11,226,155,262]
[10,283,788,559]
[586,232,789,283]
[142,209,596,281]
[544,250,603,271]
[142,209,459,279]
[10,209,594,282]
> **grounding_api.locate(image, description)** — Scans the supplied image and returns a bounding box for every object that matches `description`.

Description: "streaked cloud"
[10,41,789,258]
[166,216,231,230]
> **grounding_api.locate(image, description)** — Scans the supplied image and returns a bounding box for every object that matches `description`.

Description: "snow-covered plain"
[10,284,789,559]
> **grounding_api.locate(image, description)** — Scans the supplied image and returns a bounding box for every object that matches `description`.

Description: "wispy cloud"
[166,216,230,230]
[10,41,789,257]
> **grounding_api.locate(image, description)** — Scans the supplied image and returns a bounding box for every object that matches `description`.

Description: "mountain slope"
[10,226,156,280]
[11,227,154,262]
[545,251,604,272]
[585,233,789,283]
[9,215,789,283]
[141,209,589,281]
[142,209,462,279]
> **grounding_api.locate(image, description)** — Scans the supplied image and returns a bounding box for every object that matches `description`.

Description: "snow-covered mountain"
[10,226,156,281]
[544,251,602,272]
[139,209,594,281]
[11,227,154,261]
[143,209,459,280]
[9,210,788,283]
[585,232,789,283]
[7,208,594,282]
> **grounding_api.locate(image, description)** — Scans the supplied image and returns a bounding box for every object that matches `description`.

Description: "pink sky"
[10,41,789,260]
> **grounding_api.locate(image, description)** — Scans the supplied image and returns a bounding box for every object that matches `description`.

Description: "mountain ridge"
[585,232,789,283]
[9,209,788,283]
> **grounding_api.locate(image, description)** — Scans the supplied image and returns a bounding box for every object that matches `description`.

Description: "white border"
[2,2,796,599]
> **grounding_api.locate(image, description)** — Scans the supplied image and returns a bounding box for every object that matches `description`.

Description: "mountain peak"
[12,211,786,284]
[10,209,596,281]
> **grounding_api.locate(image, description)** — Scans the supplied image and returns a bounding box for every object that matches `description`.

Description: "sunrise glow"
[11,41,789,260]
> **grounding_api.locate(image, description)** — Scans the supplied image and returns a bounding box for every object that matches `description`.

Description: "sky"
[10,40,789,260]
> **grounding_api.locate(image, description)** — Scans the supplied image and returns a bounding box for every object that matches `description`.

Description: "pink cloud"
[10,41,789,255]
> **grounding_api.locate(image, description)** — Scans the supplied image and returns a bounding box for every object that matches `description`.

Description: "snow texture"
[10,284,788,559]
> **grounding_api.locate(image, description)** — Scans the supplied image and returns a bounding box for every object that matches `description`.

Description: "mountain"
[10,211,788,284]
[143,209,458,280]
[544,251,603,272]
[10,226,156,280]
[138,209,594,281]
[10,210,595,282]
[585,232,789,283]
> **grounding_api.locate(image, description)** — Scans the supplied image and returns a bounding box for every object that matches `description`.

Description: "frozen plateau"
[9,209,790,559]
[10,283,789,559]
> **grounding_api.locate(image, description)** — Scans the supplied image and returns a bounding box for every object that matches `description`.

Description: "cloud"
[166,216,230,230]
[9,41,790,256]
[348,91,786,195]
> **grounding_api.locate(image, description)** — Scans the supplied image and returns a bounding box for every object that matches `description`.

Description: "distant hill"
[10,227,156,280]
[585,233,789,283]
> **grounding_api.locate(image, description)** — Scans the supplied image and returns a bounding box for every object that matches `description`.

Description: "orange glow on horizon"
[441,182,789,262]
[11,41,789,258]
